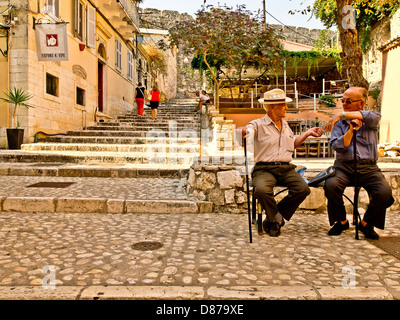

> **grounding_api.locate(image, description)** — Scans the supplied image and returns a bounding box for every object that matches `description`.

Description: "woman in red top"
[149,86,160,120]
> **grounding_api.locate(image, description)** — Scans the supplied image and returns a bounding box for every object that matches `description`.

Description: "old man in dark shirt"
[324,87,394,239]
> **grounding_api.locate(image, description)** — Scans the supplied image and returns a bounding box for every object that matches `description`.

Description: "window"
[46,0,60,18]
[128,51,133,80]
[46,73,59,97]
[74,0,84,41]
[76,87,85,106]
[115,38,122,72]
[86,5,96,48]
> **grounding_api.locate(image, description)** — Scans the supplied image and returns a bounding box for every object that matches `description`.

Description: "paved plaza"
[0,208,400,300]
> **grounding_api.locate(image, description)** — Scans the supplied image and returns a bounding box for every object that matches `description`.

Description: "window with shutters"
[128,51,133,81]
[46,0,60,19]
[86,5,96,48]
[74,0,84,41]
[115,38,122,72]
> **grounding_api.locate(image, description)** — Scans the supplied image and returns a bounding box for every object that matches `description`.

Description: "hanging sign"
[35,23,69,61]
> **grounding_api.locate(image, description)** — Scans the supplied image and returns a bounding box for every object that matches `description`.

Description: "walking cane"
[352,124,360,240]
[244,135,253,243]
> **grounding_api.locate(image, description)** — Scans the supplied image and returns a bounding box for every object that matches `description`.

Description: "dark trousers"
[324,160,394,229]
[251,163,310,223]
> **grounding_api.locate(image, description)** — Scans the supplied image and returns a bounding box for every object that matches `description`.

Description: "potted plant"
[1,88,33,149]
[318,94,336,108]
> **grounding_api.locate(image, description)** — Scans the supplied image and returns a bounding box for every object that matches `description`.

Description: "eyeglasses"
[341,99,362,104]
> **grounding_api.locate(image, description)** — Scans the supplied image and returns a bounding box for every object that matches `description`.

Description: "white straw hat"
[258,89,292,104]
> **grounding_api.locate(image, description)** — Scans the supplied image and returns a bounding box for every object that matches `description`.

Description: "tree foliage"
[143,44,167,80]
[312,0,400,52]
[1,88,33,128]
[160,5,283,107]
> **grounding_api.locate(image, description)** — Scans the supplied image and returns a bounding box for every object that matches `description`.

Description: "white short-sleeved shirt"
[199,93,210,102]
[246,115,295,163]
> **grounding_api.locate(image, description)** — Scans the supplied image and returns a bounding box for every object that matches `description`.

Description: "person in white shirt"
[240,89,323,236]
[194,90,211,112]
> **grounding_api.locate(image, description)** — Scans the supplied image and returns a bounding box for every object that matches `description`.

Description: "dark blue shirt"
[330,110,380,161]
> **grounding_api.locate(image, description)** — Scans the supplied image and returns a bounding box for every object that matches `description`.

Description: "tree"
[161,5,283,108]
[310,0,400,89]
[143,44,167,86]
[1,88,33,128]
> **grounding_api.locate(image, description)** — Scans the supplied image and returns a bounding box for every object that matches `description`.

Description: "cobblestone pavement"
[0,210,400,300]
[0,175,196,201]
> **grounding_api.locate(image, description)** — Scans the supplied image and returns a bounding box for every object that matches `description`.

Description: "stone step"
[102,118,200,124]
[0,173,213,213]
[94,122,200,129]
[0,162,191,178]
[38,135,200,144]
[128,112,197,117]
[21,143,200,153]
[1,197,212,214]
[67,130,201,138]
[0,150,199,165]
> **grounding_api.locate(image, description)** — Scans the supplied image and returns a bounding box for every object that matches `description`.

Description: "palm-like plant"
[1,88,33,128]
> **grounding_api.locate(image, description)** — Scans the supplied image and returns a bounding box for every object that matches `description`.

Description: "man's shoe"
[268,222,281,237]
[328,220,349,236]
[358,223,379,240]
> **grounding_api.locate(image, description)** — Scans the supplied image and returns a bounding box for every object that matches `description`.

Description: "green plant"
[370,88,380,100]
[318,94,336,107]
[1,88,33,128]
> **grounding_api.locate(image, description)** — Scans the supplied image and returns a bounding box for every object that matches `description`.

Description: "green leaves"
[1,88,33,107]
[1,87,33,128]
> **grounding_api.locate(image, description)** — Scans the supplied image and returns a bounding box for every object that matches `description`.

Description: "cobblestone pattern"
[0,175,196,201]
[0,211,399,293]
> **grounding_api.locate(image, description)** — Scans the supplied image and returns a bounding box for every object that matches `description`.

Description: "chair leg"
[257,203,263,235]
[252,190,257,223]
[353,187,361,240]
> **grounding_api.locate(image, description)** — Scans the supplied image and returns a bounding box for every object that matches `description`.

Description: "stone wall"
[187,162,400,214]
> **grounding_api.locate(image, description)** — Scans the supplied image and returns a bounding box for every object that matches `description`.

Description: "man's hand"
[324,113,341,132]
[350,119,363,131]
[307,127,323,138]
[238,127,251,139]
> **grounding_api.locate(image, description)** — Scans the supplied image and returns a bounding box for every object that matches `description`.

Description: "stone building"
[376,10,400,144]
[357,9,400,144]
[139,28,177,101]
[0,0,142,148]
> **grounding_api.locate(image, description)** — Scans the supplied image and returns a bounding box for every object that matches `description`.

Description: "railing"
[119,0,140,29]
[322,79,349,96]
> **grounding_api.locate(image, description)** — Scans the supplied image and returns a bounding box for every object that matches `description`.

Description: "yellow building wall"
[1,0,136,147]
[380,46,400,144]
[0,39,9,147]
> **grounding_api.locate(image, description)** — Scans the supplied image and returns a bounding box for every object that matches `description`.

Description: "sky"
[139,0,330,30]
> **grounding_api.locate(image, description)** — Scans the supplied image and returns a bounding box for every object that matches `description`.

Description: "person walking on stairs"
[134,82,146,117]
[149,86,160,120]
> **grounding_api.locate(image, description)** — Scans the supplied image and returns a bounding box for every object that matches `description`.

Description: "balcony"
[93,0,140,37]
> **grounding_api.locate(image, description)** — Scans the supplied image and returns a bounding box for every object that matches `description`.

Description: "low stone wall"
[187,163,400,214]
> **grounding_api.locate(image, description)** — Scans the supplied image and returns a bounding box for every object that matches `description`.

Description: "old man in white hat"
[240,88,323,237]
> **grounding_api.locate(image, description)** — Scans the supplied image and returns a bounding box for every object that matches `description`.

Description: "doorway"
[98,61,104,113]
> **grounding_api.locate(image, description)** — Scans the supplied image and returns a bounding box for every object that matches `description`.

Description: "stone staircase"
[0,99,214,214]
[1,99,201,169]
